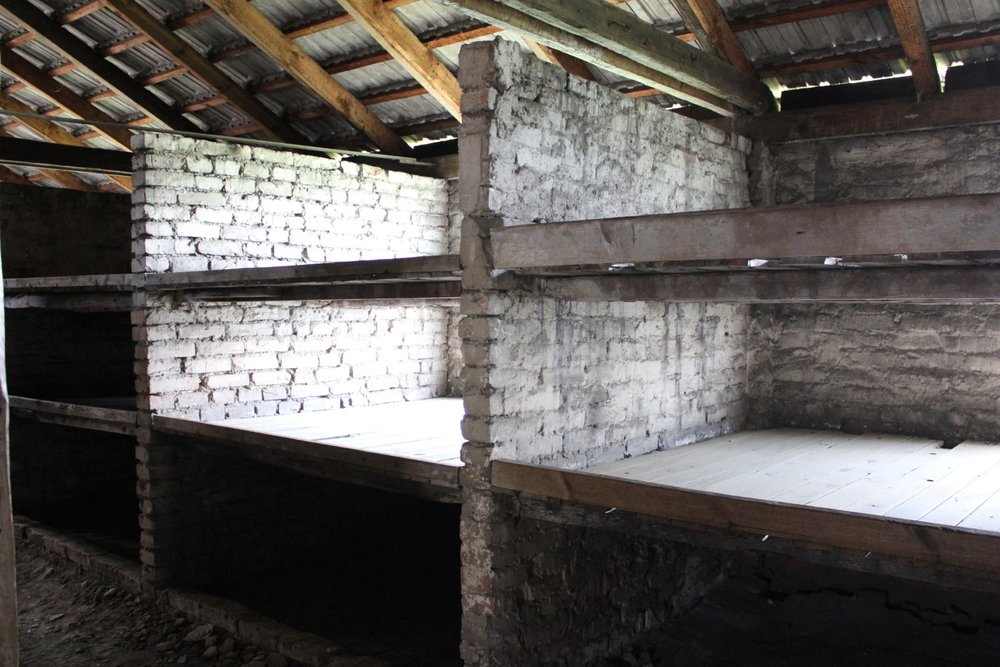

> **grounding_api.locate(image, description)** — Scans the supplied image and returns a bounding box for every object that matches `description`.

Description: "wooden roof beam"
[0,90,131,191]
[0,132,98,191]
[0,136,131,175]
[474,0,770,111]
[203,0,411,154]
[101,0,309,144]
[523,39,595,80]
[443,0,735,115]
[669,0,755,73]
[336,0,462,119]
[886,0,940,98]
[0,45,132,149]
[0,0,198,131]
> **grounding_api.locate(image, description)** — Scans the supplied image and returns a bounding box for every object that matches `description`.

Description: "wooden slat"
[0,137,131,175]
[886,0,939,98]
[175,280,461,303]
[442,0,735,115]
[720,85,1000,143]
[152,415,461,489]
[146,254,461,289]
[9,396,138,436]
[539,265,1000,304]
[0,0,198,132]
[0,239,17,666]
[670,0,755,73]
[480,0,772,112]
[491,460,1000,578]
[3,273,136,292]
[203,0,411,155]
[337,0,463,120]
[0,45,132,150]
[0,91,131,192]
[493,194,1000,270]
[101,0,307,145]
[888,443,1000,521]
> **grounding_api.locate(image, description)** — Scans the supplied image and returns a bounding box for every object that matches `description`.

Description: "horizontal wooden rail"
[492,194,1000,271]
[10,396,138,436]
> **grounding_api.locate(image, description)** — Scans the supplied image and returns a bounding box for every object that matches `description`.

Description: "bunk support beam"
[491,194,1000,270]
[0,246,16,666]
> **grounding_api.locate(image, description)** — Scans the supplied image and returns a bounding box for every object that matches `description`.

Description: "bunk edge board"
[4,273,137,311]
[491,194,1000,272]
[145,254,462,291]
[491,459,1000,583]
[9,396,139,436]
[533,265,1000,303]
[152,415,462,495]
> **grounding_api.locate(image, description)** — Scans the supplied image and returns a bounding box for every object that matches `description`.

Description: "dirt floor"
[16,545,296,667]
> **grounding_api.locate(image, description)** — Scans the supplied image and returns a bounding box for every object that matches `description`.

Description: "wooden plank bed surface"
[493,429,1000,582]
[153,398,465,501]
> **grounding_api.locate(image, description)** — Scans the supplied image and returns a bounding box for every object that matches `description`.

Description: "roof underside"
[0,0,998,189]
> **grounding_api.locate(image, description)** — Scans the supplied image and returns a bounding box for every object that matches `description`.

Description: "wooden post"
[0,247,18,665]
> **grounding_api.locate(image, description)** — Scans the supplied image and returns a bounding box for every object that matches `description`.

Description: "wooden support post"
[0,249,17,665]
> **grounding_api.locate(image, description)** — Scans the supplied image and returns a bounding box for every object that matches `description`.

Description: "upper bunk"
[493,428,1000,589]
[3,273,136,311]
[153,398,464,503]
[490,193,1000,303]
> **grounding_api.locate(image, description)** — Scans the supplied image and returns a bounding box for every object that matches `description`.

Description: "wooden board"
[492,194,1000,271]
[493,429,1000,581]
[538,266,1000,304]
[152,398,464,499]
[9,396,138,436]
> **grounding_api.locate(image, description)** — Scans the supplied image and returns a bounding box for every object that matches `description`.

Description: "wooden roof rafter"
[0,44,132,149]
[0,0,199,132]
[0,89,131,192]
[0,128,98,191]
[336,0,463,120]
[669,0,755,73]
[99,0,310,144]
[202,0,412,155]
[886,0,940,97]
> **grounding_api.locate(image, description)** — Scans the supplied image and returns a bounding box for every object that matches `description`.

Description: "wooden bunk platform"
[3,274,135,311]
[493,429,1000,585]
[153,398,465,503]
[10,396,138,436]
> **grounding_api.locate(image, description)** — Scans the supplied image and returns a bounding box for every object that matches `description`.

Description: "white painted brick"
[197,240,243,256]
[192,207,231,225]
[175,222,222,238]
[177,191,227,207]
[205,373,250,389]
[233,354,279,371]
[184,357,232,374]
[185,157,213,173]
[252,370,293,385]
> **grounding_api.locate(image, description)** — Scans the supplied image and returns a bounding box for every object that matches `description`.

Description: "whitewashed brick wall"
[131,134,450,273]
[130,134,458,419]
[460,39,753,470]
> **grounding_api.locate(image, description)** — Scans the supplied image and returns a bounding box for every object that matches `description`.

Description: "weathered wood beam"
[101,0,307,144]
[203,0,411,155]
[719,85,1000,143]
[337,0,463,120]
[0,91,131,192]
[886,0,939,98]
[523,39,595,80]
[0,242,15,667]
[0,0,198,131]
[443,0,735,115]
[0,136,96,192]
[0,165,34,185]
[492,460,1000,581]
[0,45,132,149]
[491,194,1000,269]
[670,0,754,72]
[465,0,772,112]
[9,397,137,436]
[0,136,131,175]
[539,266,1000,304]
